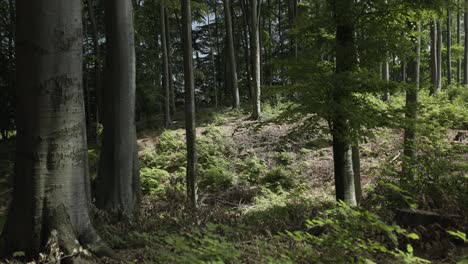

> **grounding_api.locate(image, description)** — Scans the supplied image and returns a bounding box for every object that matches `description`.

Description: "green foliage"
[157,224,242,264]
[280,202,428,263]
[420,88,468,129]
[140,167,171,195]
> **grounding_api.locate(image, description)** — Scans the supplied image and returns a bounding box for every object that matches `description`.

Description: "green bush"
[262,167,298,190]
[237,155,267,184]
[140,167,171,196]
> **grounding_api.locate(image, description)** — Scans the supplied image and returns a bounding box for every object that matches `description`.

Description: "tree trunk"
[207,12,218,107]
[447,9,453,86]
[251,0,261,120]
[430,20,438,95]
[383,59,390,101]
[436,20,442,90]
[352,145,362,204]
[160,4,172,128]
[403,21,421,180]
[214,0,222,104]
[332,0,357,206]
[457,0,462,84]
[240,0,252,98]
[223,0,240,109]
[1,0,104,257]
[95,0,141,219]
[165,8,176,115]
[181,0,198,208]
[464,0,468,85]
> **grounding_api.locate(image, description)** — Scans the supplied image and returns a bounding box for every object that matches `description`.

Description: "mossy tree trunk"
[1,0,103,258]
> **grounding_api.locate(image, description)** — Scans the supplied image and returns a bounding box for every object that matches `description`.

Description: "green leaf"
[407,233,420,240]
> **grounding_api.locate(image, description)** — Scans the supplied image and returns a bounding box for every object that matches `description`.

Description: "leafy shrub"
[262,167,298,190]
[237,155,267,184]
[280,202,428,263]
[140,167,171,196]
[157,224,242,263]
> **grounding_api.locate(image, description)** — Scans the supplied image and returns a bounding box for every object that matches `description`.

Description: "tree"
[160,3,173,128]
[224,0,240,109]
[251,0,261,120]
[447,8,453,85]
[95,0,141,218]
[332,0,357,206]
[1,0,104,257]
[436,20,442,90]
[430,20,438,95]
[403,21,421,179]
[464,0,468,85]
[181,0,198,208]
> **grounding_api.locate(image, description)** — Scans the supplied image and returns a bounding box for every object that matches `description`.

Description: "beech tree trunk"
[160,4,172,128]
[95,0,141,219]
[164,8,176,115]
[1,0,103,257]
[207,13,218,107]
[403,21,421,180]
[430,20,438,95]
[464,0,468,85]
[223,0,240,109]
[436,21,442,90]
[181,0,198,208]
[251,0,261,120]
[457,0,462,84]
[383,59,390,101]
[332,0,357,206]
[447,9,453,85]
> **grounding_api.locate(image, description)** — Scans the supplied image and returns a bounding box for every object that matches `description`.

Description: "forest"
[0,0,467,263]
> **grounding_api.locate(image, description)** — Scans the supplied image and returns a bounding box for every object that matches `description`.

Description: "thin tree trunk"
[224,0,240,109]
[96,0,141,218]
[181,0,198,208]
[1,0,105,257]
[430,20,438,95]
[458,0,462,84]
[383,59,390,101]
[207,13,218,107]
[251,0,261,120]
[403,21,421,180]
[436,20,443,90]
[447,9,453,86]
[160,4,172,128]
[465,0,468,85]
[214,0,222,104]
[352,145,362,204]
[240,0,252,98]
[165,8,176,115]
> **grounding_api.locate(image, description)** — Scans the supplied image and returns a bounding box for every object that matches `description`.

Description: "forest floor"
[0,106,467,263]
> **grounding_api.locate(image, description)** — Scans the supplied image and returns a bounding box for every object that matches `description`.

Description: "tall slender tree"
[447,9,453,85]
[403,21,421,179]
[464,0,468,85]
[181,0,198,208]
[160,3,172,128]
[224,0,240,109]
[436,20,442,90]
[430,20,438,95]
[332,0,357,206]
[457,0,462,84]
[1,0,104,257]
[95,0,141,218]
[251,0,262,120]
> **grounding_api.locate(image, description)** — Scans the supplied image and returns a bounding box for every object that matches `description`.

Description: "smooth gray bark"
[251,0,261,120]
[181,0,198,208]
[383,59,390,101]
[1,0,103,257]
[207,13,218,107]
[458,0,462,84]
[223,0,240,109]
[95,0,141,218]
